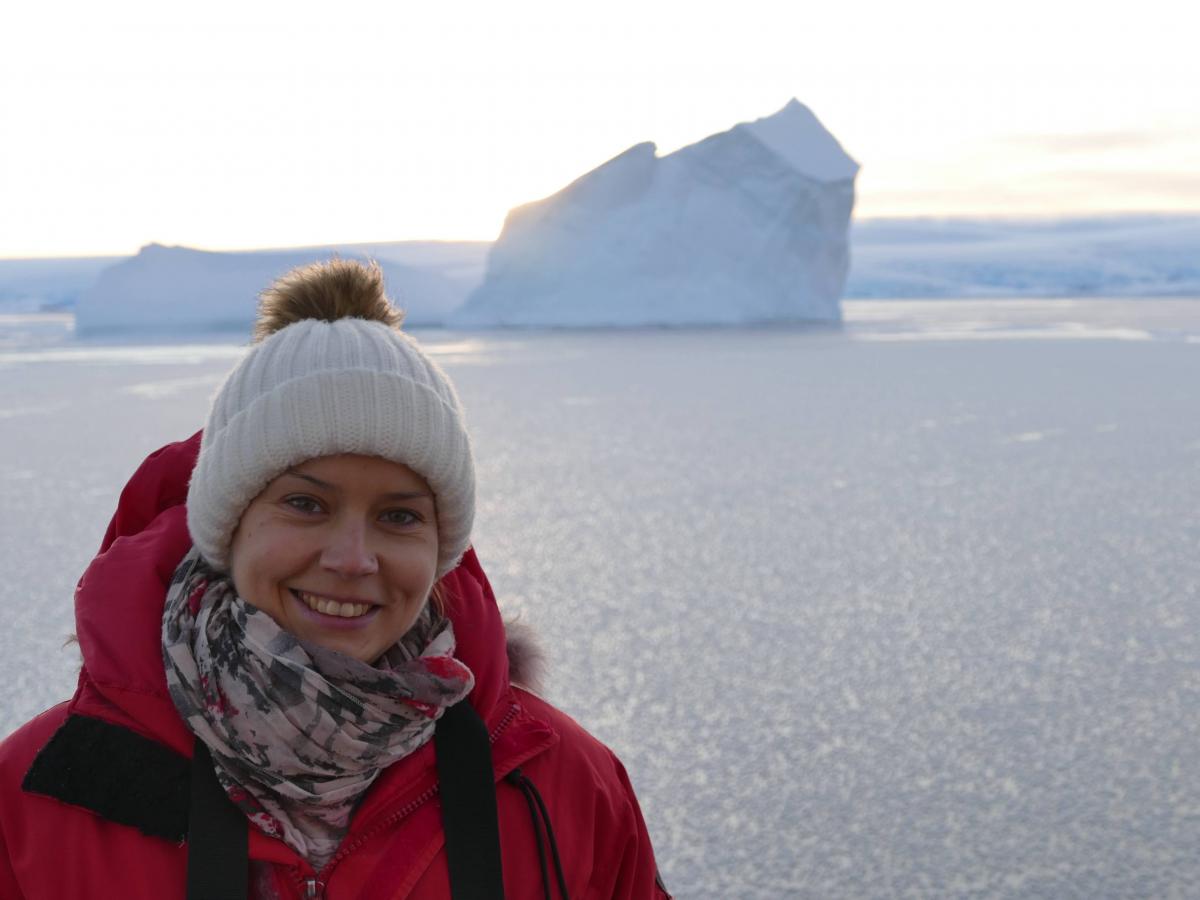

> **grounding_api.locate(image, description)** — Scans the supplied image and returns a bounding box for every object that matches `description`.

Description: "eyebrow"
[283,470,434,501]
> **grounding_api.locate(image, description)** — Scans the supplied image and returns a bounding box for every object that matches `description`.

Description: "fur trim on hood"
[504,618,546,696]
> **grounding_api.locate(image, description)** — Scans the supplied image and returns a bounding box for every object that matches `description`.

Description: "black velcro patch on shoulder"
[22,714,190,842]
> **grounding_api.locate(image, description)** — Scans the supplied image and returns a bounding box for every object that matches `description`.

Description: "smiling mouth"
[291,589,375,619]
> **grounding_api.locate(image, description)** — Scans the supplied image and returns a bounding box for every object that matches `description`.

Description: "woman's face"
[228,454,439,664]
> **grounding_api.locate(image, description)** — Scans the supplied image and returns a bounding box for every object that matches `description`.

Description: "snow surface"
[451,100,858,326]
[3,303,1200,897]
[72,243,471,334]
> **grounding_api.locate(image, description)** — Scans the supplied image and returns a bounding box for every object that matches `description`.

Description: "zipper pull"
[303,878,326,899]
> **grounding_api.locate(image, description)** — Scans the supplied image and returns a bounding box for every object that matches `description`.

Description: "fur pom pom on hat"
[186,259,474,578]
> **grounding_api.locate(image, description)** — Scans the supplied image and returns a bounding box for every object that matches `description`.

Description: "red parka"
[0,435,670,899]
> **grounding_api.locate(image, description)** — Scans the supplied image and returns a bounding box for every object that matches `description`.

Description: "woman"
[0,260,670,899]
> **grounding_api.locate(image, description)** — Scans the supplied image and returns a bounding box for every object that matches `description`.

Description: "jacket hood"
[71,432,515,757]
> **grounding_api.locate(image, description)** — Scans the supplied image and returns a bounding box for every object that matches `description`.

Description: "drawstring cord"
[506,768,570,900]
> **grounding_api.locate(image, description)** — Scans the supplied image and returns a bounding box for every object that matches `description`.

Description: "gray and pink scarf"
[162,548,474,870]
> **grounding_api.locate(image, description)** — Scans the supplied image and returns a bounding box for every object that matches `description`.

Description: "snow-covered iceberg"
[451,99,859,327]
[74,244,468,335]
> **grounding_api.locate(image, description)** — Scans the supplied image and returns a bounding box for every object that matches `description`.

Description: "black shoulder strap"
[184,702,502,900]
[435,700,507,900]
[187,739,249,900]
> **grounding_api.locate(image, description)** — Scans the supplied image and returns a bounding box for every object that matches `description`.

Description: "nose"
[320,520,379,578]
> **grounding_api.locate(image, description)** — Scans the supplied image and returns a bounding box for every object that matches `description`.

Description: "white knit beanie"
[186,262,474,579]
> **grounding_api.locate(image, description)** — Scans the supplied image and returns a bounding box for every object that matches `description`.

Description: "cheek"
[228,549,257,605]
[228,523,284,601]
[229,523,255,571]
[386,547,438,596]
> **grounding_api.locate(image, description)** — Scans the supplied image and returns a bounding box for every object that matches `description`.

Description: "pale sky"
[2,0,1198,258]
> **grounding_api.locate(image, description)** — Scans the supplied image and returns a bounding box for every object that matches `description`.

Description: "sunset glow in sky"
[3,0,1197,257]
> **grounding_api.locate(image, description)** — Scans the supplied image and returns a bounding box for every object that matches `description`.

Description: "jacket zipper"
[290,702,523,899]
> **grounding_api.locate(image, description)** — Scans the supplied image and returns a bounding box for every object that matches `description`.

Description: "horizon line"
[3,209,1199,262]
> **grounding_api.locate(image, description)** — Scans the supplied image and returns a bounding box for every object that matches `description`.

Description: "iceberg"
[74,244,469,335]
[451,99,859,327]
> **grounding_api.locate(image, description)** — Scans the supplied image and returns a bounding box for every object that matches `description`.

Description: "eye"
[380,508,422,527]
[282,494,324,515]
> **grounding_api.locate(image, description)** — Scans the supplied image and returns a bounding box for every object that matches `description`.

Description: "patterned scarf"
[162,547,474,870]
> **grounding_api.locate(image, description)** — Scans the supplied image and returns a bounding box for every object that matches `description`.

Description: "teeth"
[297,591,371,618]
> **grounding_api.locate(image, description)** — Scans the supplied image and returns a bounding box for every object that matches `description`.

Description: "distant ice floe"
[848,215,1200,299]
[841,299,1200,342]
[0,343,246,365]
[451,99,858,327]
[0,258,117,312]
[0,330,502,368]
[123,374,227,399]
[854,325,1154,342]
[72,244,472,335]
